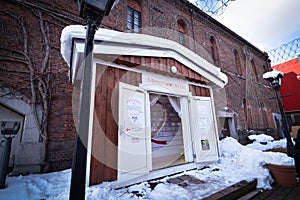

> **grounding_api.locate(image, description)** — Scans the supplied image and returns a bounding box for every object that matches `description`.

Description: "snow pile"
[0,170,71,200]
[248,134,274,143]
[217,137,293,189]
[247,134,287,151]
[0,136,294,199]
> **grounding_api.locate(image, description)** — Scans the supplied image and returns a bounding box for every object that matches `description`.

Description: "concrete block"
[15,142,45,165]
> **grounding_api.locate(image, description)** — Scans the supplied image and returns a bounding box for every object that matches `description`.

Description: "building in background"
[272,54,300,126]
[0,0,281,183]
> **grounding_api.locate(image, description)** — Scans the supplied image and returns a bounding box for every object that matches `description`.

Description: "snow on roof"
[60,25,228,87]
[60,25,120,66]
[263,69,284,79]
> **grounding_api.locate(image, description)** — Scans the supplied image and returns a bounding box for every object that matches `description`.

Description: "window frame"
[127,6,141,33]
[210,36,220,67]
[177,20,186,46]
[234,49,242,76]
[251,60,258,82]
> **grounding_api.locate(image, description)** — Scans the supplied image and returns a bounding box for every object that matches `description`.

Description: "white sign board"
[142,73,189,95]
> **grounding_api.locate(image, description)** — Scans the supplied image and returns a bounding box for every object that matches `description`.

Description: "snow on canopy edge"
[60,25,120,67]
[60,25,228,87]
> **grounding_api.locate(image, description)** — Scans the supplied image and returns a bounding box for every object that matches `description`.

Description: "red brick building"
[272,55,300,125]
[0,0,280,184]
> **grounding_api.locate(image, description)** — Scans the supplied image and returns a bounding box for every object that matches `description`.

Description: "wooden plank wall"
[189,85,210,97]
[116,55,209,84]
[90,56,209,185]
[90,64,141,185]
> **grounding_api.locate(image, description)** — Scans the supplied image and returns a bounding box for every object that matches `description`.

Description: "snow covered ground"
[0,135,294,200]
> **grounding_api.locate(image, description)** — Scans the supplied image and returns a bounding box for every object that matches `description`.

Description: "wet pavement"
[165,174,300,199]
[202,180,300,200]
[250,184,300,200]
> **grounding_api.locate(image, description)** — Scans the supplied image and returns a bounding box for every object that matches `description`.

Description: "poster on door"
[197,105,208,136]
[201,139,210,150]
[125,97,145,139]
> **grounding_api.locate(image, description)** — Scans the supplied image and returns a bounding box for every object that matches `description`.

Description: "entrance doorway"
[219,116,238,139]
[222,118,231,137]
[117,83,219,182]
[150,94,185,169]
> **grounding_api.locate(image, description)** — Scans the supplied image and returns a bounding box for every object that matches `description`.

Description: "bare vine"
[37,10,51,144]
[0,9,51,145]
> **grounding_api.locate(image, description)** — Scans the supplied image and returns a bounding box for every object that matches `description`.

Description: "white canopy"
[61,25,228,88]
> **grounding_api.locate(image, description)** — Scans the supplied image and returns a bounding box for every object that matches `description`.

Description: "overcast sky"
[212,0,300,52]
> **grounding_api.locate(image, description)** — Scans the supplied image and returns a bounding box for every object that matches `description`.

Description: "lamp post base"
[0,137,12,189]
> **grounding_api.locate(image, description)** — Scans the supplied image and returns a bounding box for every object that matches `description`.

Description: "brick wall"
[102,0,279,134]
[0,0,280,173]
[0,0,81,172]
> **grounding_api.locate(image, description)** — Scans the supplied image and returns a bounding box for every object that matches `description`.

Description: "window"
[263,65,268,73]
[177,20,186,45]
[243,98,252,129]
[251,60,258,82]
[127,2,141,33]
[210,36,220,66]
[259,102,269,128]
[234,49,242,75]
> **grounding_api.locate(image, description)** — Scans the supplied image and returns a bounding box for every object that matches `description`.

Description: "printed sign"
[127,97,145,127]
[124,96,146,139]
[201,139,210,150]
[197,105,208,135]
[142,73,189,95]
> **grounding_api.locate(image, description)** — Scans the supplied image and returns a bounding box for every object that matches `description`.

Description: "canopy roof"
[61,25,228,88]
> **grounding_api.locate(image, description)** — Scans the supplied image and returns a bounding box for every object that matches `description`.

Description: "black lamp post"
[263,70,293,153]
[70,1,115,199]
[0,121,20,189]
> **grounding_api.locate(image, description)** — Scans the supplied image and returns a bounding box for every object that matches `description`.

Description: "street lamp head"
[78,0,115,21]
[263,70,284,89]
[1,121,20,138]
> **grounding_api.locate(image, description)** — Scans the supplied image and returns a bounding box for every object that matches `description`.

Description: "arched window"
[210,36,220,66]
[127,0,142,33]
[263,64,268,73]
[234,49,242,75]
[251,60,258,82]
[243,98,252,129]
[259,102,269,128]
[177,20,186,45]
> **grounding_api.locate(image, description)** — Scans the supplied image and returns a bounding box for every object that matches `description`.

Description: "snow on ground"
[0,135,294,200]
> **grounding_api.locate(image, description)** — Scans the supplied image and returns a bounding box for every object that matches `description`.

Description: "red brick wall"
[0,0,279,173]
[101,0,278,132]
[0,0,81,172]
